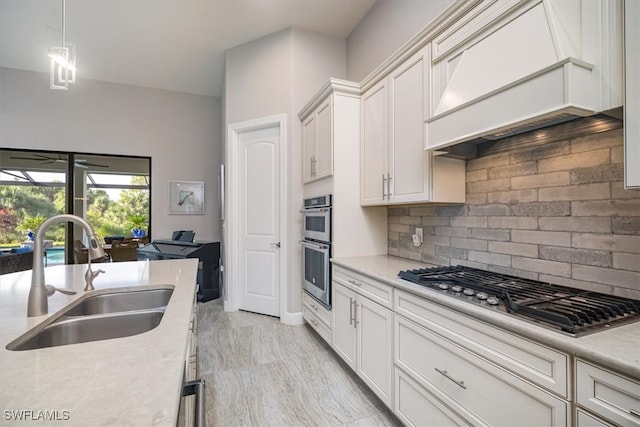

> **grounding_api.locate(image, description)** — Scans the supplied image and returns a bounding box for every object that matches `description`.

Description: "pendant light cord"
[61,0,66,47]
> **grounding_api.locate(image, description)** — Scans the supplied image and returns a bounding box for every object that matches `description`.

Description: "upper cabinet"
[361,46,465,206]
[426,0,624,150]
[625,0,640,189]
[302,96,333,183]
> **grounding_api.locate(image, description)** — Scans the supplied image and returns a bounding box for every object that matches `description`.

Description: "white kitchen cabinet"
[302,292,331,344]
[576,359,640,427]
[332,282,357,369]
[332,268,394,409]
[576,409,613,427]
[302,97,332,183]
[361,45,465,206]
[395,312,569,426]
[625,0,640,189]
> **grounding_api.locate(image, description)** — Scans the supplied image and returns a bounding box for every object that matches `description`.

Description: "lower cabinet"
[302,292,331,344]
[332,280,394,408]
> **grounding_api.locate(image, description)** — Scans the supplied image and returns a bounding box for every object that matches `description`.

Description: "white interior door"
[237,125,280,316]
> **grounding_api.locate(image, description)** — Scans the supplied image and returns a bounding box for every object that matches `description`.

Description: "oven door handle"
[299,207,331,214]
[299,240,329,250]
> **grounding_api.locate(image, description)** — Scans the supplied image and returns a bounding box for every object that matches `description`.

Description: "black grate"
[398,266,640,335]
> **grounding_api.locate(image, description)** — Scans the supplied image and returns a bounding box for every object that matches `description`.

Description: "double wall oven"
[300,195,332,308]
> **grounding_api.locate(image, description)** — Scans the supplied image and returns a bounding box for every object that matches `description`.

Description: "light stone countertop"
[332,255,640,380]
[0,258,198,426]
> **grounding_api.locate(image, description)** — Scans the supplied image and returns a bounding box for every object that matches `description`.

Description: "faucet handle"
[45,285,77,297]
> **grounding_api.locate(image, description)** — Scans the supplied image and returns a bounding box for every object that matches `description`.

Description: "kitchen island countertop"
[332,255,640,380]
[0,259,198,426]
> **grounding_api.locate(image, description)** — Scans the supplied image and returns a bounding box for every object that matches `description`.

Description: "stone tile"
[465,193,488,205]
[512,230,571,247]
[488,161,537,179]
[421,217,450,226]
[511,201,571,217]
[538,183,610,201]
[435,245,467,260]
[467,204,511,216]
[611,145,624,164]
[399,216,421,225]
[468,250,511,267]
[572,200,640,217]
[466,169,488,182]
[613,252,640,272]
[434,205,467,217]
[511,171,570,189]
[488,216,538,230]
[422,253,451,266]
[467,178,511,194]
[570,128,622,153]
[467,152,511,171]
[512,257,571,277]
[538,217,611,233]
[397,249,422,261]
[537,149,610,173]
[388,207,409,216]
[435,226,467,238]
[487,265,539,281]
[389,223,410,233]
[539,274,614,295]
[488,241,538,258]
[487,189,537,204]
[572,265,640,289]
[572,234,640,254]
[408,207,434,216]
[571,164,624,184]
[611,181,640,199]
[450,237,488,251]
[511,140,570,163]
[424,234,450,246]
[469,228,510,241]
[388,215,400,224]
[539,246,611,267]
[611,217,640,235]
[450,216,487,228]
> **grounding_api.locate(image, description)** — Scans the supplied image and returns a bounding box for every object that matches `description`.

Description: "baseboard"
[281,311,304,325]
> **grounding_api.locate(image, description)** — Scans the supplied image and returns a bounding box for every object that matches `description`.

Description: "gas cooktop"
[398,265,640,337]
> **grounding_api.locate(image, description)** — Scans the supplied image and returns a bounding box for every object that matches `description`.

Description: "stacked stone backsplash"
[388,126,640,300]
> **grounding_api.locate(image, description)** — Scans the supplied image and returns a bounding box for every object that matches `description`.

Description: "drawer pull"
[348,279,361,287]
[310,303,318,310]
[435,368,467,390]
[310,319,318,327]
[630,409,640,418]
[349,298,354,326]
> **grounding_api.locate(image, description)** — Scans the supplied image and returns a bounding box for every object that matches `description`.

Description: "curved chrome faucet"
[28,214,106,317]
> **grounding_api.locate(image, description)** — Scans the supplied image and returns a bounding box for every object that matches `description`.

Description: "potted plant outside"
[127,215,147,239]
[17,216,47,241]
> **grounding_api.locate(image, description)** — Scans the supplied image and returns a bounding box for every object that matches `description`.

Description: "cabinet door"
[357,295,393,408]
[360,80,387,205]
[388,47,431,204]
[625,0,640,189]
[332,282,357,370]
[314,99,333,179]
[302,114,316,183]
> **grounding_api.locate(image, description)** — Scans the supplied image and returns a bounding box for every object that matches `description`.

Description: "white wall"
[0,67,222,241]
[346,0,454,81]
[224,28,346,315]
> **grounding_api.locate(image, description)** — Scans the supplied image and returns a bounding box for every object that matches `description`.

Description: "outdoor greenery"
[0,177,149,245]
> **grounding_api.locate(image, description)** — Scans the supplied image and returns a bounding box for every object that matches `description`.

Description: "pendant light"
[49,0,76,90]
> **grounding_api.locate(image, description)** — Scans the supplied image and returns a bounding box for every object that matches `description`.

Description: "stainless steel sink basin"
[7,309,165,351]
[63,288,173,316]
[6,286,175,351]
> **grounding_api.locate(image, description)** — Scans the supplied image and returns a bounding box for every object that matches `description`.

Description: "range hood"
[425,0,623,151]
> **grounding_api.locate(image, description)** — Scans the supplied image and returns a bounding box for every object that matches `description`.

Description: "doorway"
[226,115,287,318]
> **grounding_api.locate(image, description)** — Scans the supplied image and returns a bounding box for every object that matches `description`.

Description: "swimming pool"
[45,247,65,266]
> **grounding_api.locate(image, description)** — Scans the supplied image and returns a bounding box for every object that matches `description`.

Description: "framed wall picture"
[168,181,205,215]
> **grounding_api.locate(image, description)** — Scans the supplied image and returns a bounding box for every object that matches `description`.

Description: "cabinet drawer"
[333,266,393,309]
[576,409,611,427]
[303,292,331,327]
[303,306,331,344]
[395,367,471,427]
[576,359,640,426]
[395,289,570,398]
[395,316,569,426]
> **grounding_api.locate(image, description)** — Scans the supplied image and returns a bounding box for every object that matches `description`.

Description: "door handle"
[183,379,206,427]
[270,242,281,248]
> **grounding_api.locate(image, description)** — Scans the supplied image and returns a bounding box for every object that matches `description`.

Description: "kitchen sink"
[7,309,165,351]
[63,288,173,316]
[6,286,175,351]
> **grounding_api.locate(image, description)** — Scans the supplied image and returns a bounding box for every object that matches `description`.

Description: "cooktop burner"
[398,265,640,336]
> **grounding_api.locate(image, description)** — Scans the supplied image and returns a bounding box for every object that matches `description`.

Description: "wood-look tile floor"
[197,299,402,427]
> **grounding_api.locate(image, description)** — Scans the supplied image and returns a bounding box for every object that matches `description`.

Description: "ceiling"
[0,0,376,97]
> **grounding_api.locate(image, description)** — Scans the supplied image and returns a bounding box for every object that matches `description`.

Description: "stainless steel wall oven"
[300,195,332,308]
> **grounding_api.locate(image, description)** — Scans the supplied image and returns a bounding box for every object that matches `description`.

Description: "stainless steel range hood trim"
[425,58,599,150]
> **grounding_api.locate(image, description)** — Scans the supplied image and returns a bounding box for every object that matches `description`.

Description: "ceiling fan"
[9,154,109,168]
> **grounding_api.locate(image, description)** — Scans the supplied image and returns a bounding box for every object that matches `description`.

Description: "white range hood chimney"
[425,0,623,150]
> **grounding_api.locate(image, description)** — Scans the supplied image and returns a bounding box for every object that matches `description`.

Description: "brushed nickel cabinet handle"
[349,298,354,326]
[434,368,467,389]
[382,174,387,200]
